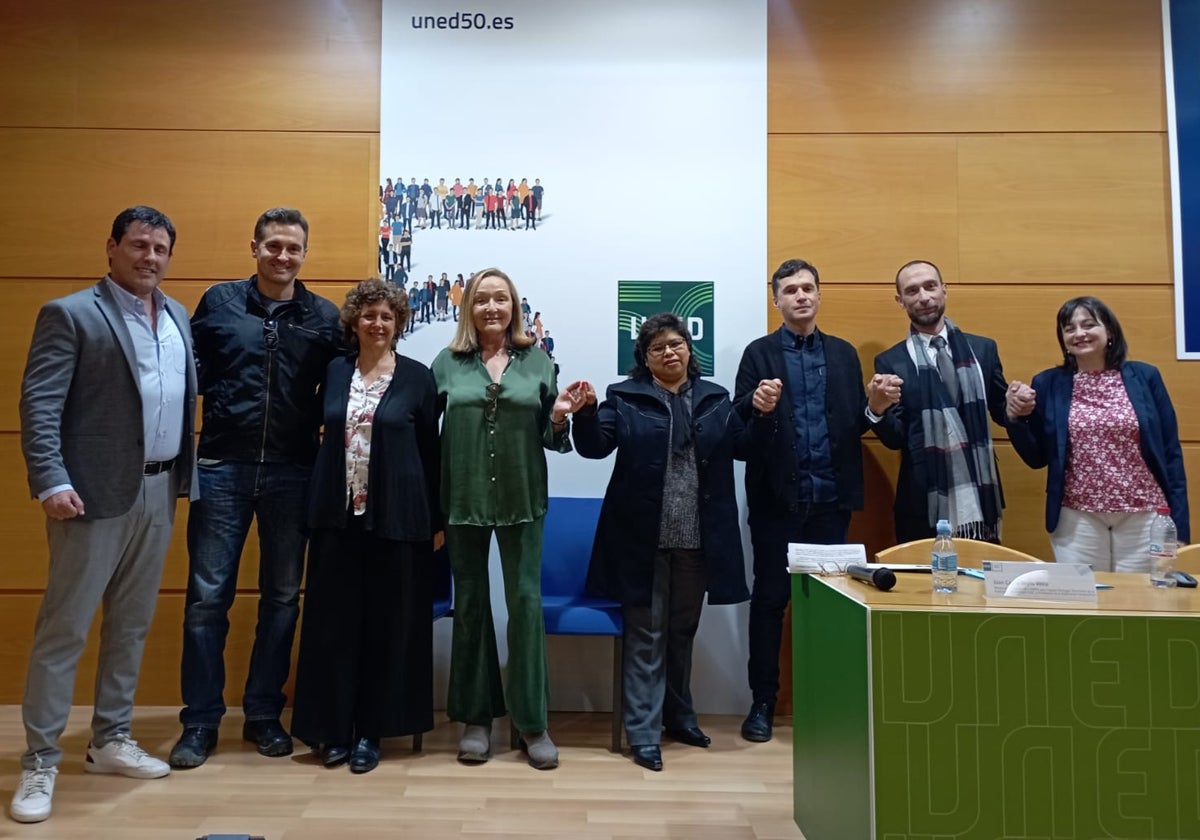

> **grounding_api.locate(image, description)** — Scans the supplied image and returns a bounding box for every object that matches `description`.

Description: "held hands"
[752,378,782,414]
[42,489,85,520]
[867,374,904,415]
[1006,380,1036,419]
[551,380,597,424]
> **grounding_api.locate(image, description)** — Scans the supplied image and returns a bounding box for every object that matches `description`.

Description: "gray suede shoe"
[521,730,559,770]
[457,724,491,764]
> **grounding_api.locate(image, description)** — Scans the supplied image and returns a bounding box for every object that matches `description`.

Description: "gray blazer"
[19,279,198,520]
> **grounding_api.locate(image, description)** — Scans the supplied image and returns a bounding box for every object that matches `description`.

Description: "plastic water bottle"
[931,519,958,593]
[1149,506,1178,588]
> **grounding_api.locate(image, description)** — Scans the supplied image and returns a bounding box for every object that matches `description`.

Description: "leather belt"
[143,458,176,476]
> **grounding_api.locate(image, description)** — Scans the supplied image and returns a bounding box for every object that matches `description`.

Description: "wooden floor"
[0,707,804,839]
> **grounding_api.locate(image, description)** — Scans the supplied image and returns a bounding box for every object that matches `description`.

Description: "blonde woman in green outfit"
[432,268,587,770]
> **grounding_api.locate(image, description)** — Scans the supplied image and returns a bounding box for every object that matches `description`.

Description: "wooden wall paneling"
[768,0,1165,134]
[0,433,64,589]
[369,134,382,231]
[0,130,378,282]
[0,281,96,435]
[847,441,900,559]
[0,595,291,706]
[0,0,381,132]
[768,133,1172,289]
[768,135,961,284]
[957,134,1171,285]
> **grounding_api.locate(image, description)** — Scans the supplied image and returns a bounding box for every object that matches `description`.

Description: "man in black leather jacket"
[169,208,341,769]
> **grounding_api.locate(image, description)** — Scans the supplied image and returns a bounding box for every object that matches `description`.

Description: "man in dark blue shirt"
[733,259,869,742]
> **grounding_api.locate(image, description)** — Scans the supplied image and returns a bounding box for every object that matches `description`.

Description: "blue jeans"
[747,503,850,706]
[180,461,310,728]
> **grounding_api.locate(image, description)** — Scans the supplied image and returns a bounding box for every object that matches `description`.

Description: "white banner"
[381,0,767,712]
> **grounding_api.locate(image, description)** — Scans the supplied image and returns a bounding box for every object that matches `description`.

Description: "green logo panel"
[871,611,1200,839]
[616,281,714,375]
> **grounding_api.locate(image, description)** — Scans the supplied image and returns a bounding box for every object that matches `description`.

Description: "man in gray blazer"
[10,206,197,824]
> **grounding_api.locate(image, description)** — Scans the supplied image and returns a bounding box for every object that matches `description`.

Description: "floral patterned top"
[1063,369,1166,513]
[344,367,393,514]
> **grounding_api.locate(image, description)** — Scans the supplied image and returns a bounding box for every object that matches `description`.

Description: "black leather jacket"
[191,277,341,465]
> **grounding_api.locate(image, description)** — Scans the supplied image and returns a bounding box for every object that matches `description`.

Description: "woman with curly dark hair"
[291,278,440,774]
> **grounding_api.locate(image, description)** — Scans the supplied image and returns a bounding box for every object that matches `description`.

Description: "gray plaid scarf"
[910,320,1002,540]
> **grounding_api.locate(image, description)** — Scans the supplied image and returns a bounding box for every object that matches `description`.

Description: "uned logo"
[616,281,714,375]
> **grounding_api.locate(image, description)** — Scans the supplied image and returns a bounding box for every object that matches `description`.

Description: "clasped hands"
[1006,380,1036,419]
[867,373,904,415]
[751,378,781,414]
[867,373,1037,419]
[552,380,598,424]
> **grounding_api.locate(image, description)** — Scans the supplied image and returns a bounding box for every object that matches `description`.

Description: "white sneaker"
[10,766,57,823]
[85,735,170,779]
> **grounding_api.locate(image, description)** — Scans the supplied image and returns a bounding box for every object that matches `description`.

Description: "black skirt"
[291,520,434,743]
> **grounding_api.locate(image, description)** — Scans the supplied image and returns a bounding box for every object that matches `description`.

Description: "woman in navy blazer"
[1006,297,1188,569]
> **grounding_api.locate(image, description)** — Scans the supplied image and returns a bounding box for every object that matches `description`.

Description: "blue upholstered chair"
[413,544,453,752]
[431,543,453,621]
[510,496,624,752]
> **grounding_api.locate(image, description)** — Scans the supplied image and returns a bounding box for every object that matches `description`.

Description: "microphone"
[846,564,897,592]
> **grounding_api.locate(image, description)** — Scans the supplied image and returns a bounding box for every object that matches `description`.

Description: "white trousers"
[1049,507,1155,572]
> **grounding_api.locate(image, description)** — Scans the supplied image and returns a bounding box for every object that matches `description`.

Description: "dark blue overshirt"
[781,325,837,503]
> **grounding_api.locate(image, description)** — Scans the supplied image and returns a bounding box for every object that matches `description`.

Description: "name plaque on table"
[982,560,1098,603]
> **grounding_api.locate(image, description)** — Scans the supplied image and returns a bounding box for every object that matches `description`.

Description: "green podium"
[791,571,1200,840]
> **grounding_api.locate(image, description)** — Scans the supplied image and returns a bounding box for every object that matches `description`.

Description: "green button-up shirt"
[432,346,571,526]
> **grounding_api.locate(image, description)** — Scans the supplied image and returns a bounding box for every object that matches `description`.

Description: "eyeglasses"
[263,318,279,351]
[484,381,501,422]
[646,338,687,357]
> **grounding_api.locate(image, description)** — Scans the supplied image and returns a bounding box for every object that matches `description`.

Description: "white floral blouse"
[344,367,393,514]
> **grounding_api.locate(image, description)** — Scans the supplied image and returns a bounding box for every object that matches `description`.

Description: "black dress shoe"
[318,743,351,768]
[242,719,294,757]
[349,737,381,774]
[664,726,711,748]
[741,701,774,742]
[169,726,218,769]
[630,744,663,771]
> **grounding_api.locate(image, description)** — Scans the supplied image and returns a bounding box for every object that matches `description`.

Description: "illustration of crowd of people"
[376,177,547,282]
[10,204,1188,824]
[379,176,545,242]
